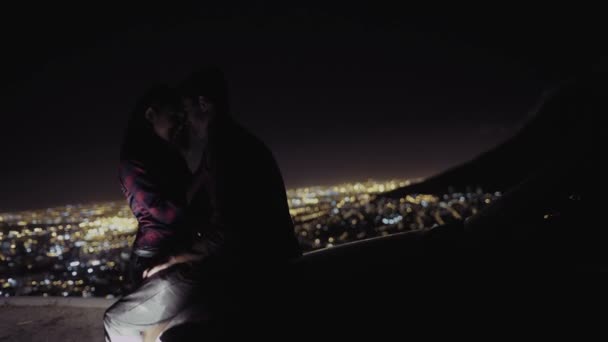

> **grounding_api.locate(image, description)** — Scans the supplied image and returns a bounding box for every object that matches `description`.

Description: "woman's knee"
[104,306,116,328]
[104,302,126,328]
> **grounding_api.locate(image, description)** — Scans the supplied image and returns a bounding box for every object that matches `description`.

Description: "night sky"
[1,4,605,211]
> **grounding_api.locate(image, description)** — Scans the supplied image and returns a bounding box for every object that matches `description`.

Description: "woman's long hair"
[120,85,181,161]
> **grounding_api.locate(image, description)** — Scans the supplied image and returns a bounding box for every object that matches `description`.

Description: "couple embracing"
[104,67,302,342]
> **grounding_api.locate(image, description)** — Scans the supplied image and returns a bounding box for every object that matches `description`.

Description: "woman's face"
[145,105,185,143]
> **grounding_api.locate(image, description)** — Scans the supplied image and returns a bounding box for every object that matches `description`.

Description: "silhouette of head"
[142,86,185,143]
[121,85,185,158]
[178,67,230,139]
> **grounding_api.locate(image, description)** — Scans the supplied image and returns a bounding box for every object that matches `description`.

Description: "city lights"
[0,179,500,298]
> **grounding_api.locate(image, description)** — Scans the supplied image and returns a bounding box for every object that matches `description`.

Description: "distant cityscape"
[0,179,500,298]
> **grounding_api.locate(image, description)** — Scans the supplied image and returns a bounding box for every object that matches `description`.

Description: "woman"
[104,85,207,342]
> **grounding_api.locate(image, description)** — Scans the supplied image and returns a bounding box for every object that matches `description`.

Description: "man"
[143,68,303,340]
[146,67,302,276]
[177,67,302,266]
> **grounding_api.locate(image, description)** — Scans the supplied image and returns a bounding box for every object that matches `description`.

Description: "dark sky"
[1,4,605,211]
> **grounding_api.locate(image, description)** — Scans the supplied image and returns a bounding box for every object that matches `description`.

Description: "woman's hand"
[142,252,204,279]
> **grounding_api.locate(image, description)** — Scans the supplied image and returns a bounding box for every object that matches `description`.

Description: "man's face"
[182,97,208,139]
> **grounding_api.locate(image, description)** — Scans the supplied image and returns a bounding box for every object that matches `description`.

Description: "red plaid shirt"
[119,145,192,260]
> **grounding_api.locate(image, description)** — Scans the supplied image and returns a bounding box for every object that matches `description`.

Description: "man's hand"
[142,253,204,279]
[186,161,209,203]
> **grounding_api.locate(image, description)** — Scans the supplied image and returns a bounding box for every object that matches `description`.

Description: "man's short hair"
[179,66,230,114]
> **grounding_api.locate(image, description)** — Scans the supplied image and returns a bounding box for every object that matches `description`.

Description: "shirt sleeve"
[119,159,187,226]
[119,159,188,259]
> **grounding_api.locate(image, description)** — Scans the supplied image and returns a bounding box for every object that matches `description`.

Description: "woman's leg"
[103,263,200,342]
